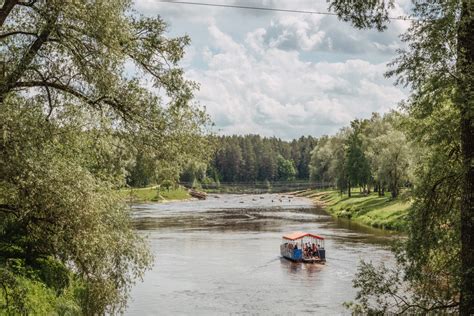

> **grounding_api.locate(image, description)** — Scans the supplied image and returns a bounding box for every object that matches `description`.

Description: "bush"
[160,180,175,191]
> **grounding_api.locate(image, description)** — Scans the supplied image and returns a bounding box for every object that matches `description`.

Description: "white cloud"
[185,24,406,139]
[133,0,410,139]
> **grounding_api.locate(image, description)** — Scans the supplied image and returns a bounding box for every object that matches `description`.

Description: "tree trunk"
[347,180,351,197]
[391,187,398,199]
[458,2,474,314]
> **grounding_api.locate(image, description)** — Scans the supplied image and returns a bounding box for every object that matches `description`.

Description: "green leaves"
[0,0,211,313]
[0,98,152,312]
[329,0,395,31]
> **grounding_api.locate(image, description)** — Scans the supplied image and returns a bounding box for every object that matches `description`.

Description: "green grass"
[295,189,411,231]
[119,186,190,203]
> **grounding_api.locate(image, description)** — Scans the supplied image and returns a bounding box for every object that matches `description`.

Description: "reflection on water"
[127,194,397,315]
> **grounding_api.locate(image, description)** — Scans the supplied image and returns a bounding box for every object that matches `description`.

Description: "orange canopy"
[282,232,324,241]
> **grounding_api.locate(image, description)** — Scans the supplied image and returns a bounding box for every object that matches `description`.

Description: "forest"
[210,135,316,183]
[127,135,316,186]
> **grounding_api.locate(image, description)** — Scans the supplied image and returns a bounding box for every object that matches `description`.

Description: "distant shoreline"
[119,186,193,204]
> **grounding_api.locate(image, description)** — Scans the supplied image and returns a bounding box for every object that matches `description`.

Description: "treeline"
[178,135,317,184]
[309,112,411,198]
[210,135,316,182]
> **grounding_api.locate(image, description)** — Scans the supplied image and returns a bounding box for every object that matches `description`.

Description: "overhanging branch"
[0,30,38,40]
[15,80,133,121]
[0,0,18,27]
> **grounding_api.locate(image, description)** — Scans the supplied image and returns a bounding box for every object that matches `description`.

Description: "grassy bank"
[119,186,190,203]
[295,189,411,231]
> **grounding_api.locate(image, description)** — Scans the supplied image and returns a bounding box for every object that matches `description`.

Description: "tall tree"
[345,121,370,196]
[375,129,410,199]
[309,130,348,192]
[0,0,210,313]
[329,0,473,313]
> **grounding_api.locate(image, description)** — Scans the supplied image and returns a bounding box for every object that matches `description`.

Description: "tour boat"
[280,232,326,263]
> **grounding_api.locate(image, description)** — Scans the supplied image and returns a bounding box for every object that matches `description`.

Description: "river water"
[126,193,397,315]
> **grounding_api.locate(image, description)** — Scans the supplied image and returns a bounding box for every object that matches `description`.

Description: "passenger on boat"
[312,243,319,257]
[304,243,311,258]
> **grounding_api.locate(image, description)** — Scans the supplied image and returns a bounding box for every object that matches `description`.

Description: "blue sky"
[134,0,411,140]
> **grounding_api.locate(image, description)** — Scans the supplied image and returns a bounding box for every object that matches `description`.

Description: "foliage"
[329,0,394,31]
[276,155,296,181]
[345,121,371,194]
[329,0,473,313]
[160,179,175,191]
[0,0,211,313]
[0,100,153,313]
[310,113,411,197]
[344,260,456,314]
[180,160,208,184]
[211,135,316,182]
[309,132,348,191]
[0,261,82,315]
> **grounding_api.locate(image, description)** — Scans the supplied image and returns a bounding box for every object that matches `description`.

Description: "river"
[126,193,397,315]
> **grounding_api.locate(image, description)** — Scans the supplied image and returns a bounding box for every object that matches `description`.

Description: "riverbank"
[119,186,191,203]
[293,189,411,231]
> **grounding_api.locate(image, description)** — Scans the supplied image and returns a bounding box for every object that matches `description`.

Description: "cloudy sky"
[134,0,411,140]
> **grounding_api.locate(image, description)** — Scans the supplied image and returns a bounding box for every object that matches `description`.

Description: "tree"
[258,142,277,181]
[180,159,207,184]
[127,150,157,187]
[375,129,410,199]
[294,136,317,179]
[362,113,412,198]
[0,0,210,313]
[309,131,348,192]
[345,121,370,196]
[329,0,473,313]
[309,136,333,183]
[241,137,257,181]
[276,155,296,181]
[1,100,153,313]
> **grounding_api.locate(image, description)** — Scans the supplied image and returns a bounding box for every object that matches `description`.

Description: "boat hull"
[282,254,325,264]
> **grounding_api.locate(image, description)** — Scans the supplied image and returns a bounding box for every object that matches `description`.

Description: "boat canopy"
[282,232,324,241]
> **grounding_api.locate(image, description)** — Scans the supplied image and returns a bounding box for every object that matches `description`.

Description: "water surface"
[127,194,396,315]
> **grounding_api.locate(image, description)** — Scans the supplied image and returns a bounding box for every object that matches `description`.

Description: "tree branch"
[30,68,54,119]
[14,80,133,121]
[0,204,19,218]
[0,8,58,102]
[0,30,38,40]
[0,0,18,27]
[18,0,37,6]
